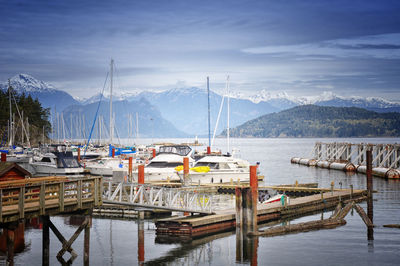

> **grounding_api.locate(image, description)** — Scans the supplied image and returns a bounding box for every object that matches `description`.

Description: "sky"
[1,0,400,100]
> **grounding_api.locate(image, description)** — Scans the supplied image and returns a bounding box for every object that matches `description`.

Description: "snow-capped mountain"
[238,90,400,111]
[0,74,79,111]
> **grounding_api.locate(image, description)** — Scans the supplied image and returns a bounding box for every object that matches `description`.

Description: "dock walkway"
[156,189,367,237]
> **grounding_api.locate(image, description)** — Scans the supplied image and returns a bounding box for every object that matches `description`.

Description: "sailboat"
[179,76,251,184]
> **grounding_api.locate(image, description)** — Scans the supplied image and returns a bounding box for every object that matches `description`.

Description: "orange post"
[207,146,211,154]
[112,148,115,158]
[128,157,133,178]
[152,149,156,158]
[250,165,258,189]
[138,164,144,184]
[183,157,189,186]
[183,157,189,175]
[77,148,81,162]
[1,152,6,162]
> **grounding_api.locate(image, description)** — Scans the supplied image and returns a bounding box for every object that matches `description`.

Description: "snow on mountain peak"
[7,73,56,93]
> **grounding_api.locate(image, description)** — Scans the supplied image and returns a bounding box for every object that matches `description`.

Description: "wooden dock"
[0,176,102,224]
[156,188,367,237]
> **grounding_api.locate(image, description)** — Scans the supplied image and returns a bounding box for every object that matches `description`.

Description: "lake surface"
[6,138,400,265]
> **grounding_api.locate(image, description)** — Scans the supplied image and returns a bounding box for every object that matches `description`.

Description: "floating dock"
[291,142,400,179]
[156,188,367,237]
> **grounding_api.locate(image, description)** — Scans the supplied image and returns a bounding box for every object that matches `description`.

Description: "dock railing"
[0,176,102,223]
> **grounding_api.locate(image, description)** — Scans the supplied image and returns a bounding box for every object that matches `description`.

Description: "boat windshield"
[195,162,219,169]
[158,145,191,156]
[146,161,182,168]
[57,158,80,168]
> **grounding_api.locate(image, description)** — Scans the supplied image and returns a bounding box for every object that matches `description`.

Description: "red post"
[128,157,133,179]
[138,164,144,184]
[112,148,115,158]
[207,146,211,154]
[1,152,6,162]
[77,148,81,162]
[250,165,258,190]
[152,149,156,158]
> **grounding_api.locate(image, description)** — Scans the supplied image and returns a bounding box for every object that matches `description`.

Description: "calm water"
[8,138,400,265]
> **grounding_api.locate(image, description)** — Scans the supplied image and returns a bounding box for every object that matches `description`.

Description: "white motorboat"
[85,156,144,176]
[29,151,84,176]
[136,145,195,182]
[180,154,250,184]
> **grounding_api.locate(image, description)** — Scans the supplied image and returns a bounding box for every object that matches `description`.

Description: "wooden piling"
[42,216,50,266]
[6,228,15,266]
[138,165,144,184]
[243,166,258,232]
[138,220,145,265]
[235,187,243,229]
[83,216,91,266]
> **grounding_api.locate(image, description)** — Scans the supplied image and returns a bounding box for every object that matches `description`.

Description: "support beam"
[42,216,50,266]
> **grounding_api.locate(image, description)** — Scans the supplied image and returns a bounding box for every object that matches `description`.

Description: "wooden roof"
[0,162,32,178]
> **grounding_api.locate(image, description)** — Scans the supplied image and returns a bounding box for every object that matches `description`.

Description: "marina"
[0,138,399,265]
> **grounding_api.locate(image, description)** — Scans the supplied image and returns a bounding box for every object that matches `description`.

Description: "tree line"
[0,86,51,146]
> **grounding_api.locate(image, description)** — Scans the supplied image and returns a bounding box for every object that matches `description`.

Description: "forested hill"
[225,105,400,138]
[0,88,51,145]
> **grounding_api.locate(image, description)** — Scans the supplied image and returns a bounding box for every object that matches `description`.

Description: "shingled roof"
[0,162,32,178]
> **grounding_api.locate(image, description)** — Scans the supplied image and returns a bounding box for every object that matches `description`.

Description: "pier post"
[6,226,15,266]
[129,157,133,181]
[138,165,144,184]
[83,215,91,266]
[183,157,189,186]
[42,215,50,266]
[366,150,374,240]
[242,166,258,232]
[235,187,243,229]
[138,219,145,265]
[1,152,6,162]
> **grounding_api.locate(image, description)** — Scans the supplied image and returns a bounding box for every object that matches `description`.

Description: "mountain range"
[1,74,400,137]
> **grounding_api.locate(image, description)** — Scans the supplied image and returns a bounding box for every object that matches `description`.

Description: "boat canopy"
[158,145,192,156]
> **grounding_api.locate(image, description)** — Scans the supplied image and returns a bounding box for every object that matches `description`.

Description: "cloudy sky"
[1,0,400,100]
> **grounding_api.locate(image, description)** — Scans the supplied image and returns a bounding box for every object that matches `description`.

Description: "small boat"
[180,154,250,184]
[135,145,194,181]
[263,194,289,204]
[29,151,84,176]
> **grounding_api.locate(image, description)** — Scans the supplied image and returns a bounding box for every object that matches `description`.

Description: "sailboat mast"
[109,59,114,144]
[136,112,139,144]
[227,75,230,154]
[8,79,13,147]
[207,77,211,148]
